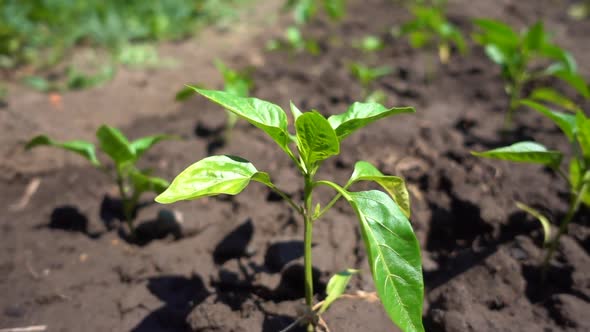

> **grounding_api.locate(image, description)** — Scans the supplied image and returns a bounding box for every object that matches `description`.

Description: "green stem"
[542,171,590,276]
[303,174,314,332]
[116,173,135,235]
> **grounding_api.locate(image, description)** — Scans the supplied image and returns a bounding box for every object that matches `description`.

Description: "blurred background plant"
[0,0,244,91]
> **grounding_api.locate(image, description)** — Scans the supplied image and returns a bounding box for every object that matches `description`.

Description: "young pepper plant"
[398,1,467,65]
[473,19,590,129]
[156,88,424,332]
[472,100,590,274]
[349,62,393,103]
[26,125,172,234]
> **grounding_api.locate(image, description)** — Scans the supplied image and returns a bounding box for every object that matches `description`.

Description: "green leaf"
[131,171,169,195]
[516,202,552,246]
[190,88,293,157]
[529,88,581,113]
[569,158,590,206]
[131,135,174,159]
[96,125,135,166]
[484,44,507,65]
[155,155,270,204]
[318,268,359,314]
[295,112,340,168]
[348,190,424,332]
[520,100,577,141]
[472,141,563,169]
[25,135,100,167]
[552,70,590,99]
[175,85,196,101]
[323,0,346,21]
[576,112,590,160]
[473,18,520,48]
[290,101,303,122]
[348,161,411,218]
[523,21,545,51]
[328,102,414,141]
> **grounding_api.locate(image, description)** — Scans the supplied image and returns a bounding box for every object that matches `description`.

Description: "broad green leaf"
[472,141,563,169]
[516,202,551,245]
[328,102,415,140]
[523,21,545,51]
[191,88,293,156]
[131,171,169,195]
[473,19,520,48]
[295,112,340,168]
[131,135,174,159]
[529,88,581,113]
[347,190,424,332]
[348,161,411,218]
[576,112,590,159]
[319,268,359,314]
[155,155,270,204]
[520,100,576,141]
[25,135,100,167]
[96,125,135,165]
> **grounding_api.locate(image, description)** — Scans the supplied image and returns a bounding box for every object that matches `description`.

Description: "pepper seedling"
[176,59,253,140]
[26,125,172,234]
[156,88,425,332]
[398,0,466,65]
[473,19,590,129]
[472,100,590,275]
[270,0,347,55]
[349,62,393,103]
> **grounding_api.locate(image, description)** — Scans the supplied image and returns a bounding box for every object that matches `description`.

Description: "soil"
[1,0,590,331]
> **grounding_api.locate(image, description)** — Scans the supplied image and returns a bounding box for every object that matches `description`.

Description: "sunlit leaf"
[318,268,359,314]
[25,135,100,167]
[155,155,271,204]
[295,112,340,168]
[96,125,135,165]
[348,161,411,218]
[472,141,563,169]
[520,100,577,141]
[328,102,414,140]
[516,202,552,246]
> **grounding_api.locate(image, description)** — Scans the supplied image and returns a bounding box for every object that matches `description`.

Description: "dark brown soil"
[1,0,590,331]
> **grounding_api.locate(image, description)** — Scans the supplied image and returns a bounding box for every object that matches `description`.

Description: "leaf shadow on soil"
[39,205,102,239]
[131,275,209,332]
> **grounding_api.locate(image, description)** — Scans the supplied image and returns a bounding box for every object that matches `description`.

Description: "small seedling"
[473,19,590,129]
[352,35,384,53]
[398,1,466,64]
[176,59,253,139]
[472,100,590,275]
[26,125,173,234]
[349,62,393,103]
[271,0,347,55]
[156,88,424,332]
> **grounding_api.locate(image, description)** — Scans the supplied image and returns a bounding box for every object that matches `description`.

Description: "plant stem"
[542,171,589,277]
[116,173,135,235]
[303,174,314,332]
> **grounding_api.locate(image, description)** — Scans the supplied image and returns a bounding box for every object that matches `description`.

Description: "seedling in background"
[349,62,393,103]
[156,88,424,332]
[270,0,347,55]
[398,0,466,65]
[176,59,253,139]
[472,100,590,276]
[473,19,590,130]
[352,35,384,53]
[26,125,172,234]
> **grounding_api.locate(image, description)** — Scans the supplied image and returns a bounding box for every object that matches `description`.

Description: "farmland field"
[1,0,589,331]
